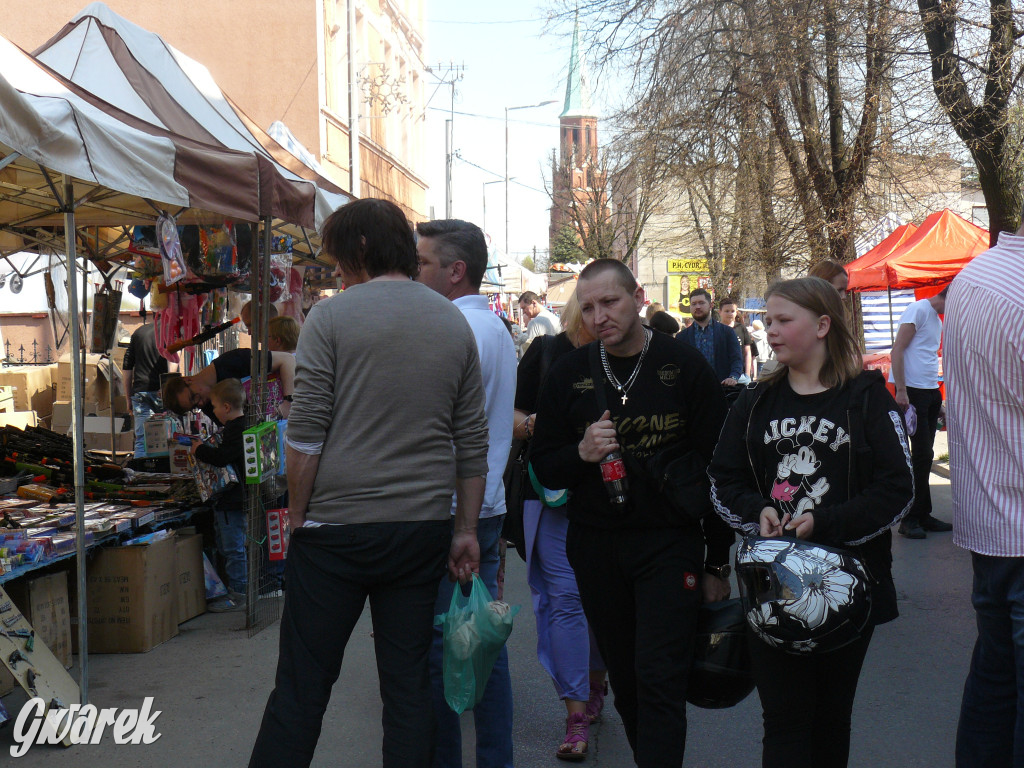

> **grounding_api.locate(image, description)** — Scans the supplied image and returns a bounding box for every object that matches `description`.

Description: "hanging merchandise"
[155,291,202,364]
[90,282,124,353]
[278,266,305,324]
[158,213,187,286]
[128,278,150,300]
[199,222,239,276]
[267,236,293,303]
[9,273,22,294]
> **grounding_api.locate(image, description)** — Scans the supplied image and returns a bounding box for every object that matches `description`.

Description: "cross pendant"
[621,394,628,405]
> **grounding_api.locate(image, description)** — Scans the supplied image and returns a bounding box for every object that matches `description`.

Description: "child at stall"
[708,277,914,768]
[191,377,247,613]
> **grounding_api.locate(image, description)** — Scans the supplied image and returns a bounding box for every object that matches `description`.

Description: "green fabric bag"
[528,463,568,507]
[434,574,520,714]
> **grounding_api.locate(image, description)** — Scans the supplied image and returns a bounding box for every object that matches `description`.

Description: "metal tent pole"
[62,175,88,704]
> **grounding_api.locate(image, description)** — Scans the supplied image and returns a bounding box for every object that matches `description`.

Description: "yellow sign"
[667,274,715,315]
[667,258,709,274]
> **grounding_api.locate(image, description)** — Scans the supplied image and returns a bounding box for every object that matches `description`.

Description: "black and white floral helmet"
[736,537,873,655]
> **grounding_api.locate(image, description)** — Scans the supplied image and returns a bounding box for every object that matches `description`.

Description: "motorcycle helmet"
[686,598,755,709]
[736,536,872,655]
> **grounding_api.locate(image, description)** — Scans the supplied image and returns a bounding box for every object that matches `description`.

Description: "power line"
[453,153,549,195]
[426,106,554,128]
[428,18,541,25]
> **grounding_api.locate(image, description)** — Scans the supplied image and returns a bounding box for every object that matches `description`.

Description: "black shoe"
[921,515,953,532]
[899,520,926,539]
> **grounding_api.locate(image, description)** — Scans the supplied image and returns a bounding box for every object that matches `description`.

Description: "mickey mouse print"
[763,413,851,521]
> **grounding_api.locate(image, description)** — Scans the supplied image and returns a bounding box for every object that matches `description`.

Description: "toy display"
[266,507,290,561]
[242,421,279,485]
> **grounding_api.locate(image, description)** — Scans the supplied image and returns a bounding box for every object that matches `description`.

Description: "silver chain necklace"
[600,328,652,405]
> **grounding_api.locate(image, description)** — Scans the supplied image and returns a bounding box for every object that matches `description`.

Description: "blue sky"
[423,3,591,261]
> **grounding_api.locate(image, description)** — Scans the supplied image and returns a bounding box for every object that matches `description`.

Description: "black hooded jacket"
[708,370,914,624]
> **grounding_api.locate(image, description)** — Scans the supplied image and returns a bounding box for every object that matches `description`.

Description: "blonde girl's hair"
[560,290,595,347]
[560,291,583,345]
[760,277,862,389]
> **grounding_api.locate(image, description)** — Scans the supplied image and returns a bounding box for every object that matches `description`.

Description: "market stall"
[848,209,989,349]
[846,222,919,293]
[0,15,346,712]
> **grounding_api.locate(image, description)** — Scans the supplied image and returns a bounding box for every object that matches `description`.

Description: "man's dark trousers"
[566,522,703,768]
[906,386,942,522]
[249,520,450,768]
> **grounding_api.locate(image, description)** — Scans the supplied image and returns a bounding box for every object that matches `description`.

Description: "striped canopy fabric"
[0,32,262,229]
[33,2,349,230]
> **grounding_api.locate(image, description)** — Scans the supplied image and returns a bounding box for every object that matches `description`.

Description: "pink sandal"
[556,712,589,762]
[586,681,608,723]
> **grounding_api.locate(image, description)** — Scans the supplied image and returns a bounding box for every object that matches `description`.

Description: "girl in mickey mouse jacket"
[708,277,914,768]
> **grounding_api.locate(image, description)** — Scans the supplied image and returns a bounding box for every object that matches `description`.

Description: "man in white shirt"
[417,219,517,768]
[519,291,559,350]
[945,217,1024,768]
[889,286,953,539]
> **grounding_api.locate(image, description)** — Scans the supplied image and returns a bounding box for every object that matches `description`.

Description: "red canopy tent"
[883,209,989,289]
[846,223,918,292]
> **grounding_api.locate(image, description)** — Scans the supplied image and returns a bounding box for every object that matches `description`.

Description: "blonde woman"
[513,291,608,761]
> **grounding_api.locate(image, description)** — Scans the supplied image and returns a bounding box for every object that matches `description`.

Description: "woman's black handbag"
[501,439,529,561]
[502,335,558,562]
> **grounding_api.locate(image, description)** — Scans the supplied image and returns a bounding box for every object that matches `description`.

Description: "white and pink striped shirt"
[945,232,1024,556]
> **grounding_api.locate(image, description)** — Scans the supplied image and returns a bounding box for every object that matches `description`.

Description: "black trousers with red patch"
[567,522,704,768]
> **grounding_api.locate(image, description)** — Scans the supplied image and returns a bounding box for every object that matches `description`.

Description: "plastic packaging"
[435,574,519,714]
[904,404,917,437]
[199,222,239,275]
[158,214,187,285]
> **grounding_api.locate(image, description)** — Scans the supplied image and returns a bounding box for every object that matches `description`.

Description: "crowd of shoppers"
[200,195,1013,768]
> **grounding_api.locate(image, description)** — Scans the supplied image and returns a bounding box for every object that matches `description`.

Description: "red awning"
[847,223,918,292]
[883,209,989,289]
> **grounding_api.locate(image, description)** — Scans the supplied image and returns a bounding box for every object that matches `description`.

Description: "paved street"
[0,473,971,767]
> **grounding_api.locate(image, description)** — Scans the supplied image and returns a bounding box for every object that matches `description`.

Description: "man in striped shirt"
[945,212,1024,768]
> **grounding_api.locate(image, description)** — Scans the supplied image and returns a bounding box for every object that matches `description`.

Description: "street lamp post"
[482,179,505,237]
[505,100,556,259]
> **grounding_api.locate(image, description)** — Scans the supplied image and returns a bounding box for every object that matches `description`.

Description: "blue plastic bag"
[435,574,519,714]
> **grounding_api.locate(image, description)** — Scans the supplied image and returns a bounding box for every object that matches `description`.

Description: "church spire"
[560,14,596,119]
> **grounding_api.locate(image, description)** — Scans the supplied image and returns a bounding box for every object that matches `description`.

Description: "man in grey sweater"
[249,199,490,768]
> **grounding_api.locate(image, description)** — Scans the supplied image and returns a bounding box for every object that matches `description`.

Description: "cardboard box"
[56,353,122,403]
[0,410,38,429]
[0,385,15,413]
[110,345,129,370]
[81,415,133,453]
[144,417,174,457]
[0,365,54,416]
[169,443,191,476]
[52,400,130,435]
[80,534,178,653]
[6,571,72,666]
[0,570,73,694]
[174,532,206,623]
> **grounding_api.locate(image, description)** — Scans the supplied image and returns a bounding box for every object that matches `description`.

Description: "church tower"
[549,17,605,252]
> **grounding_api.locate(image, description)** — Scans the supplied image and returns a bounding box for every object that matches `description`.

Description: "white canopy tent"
[33,2,350,246]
